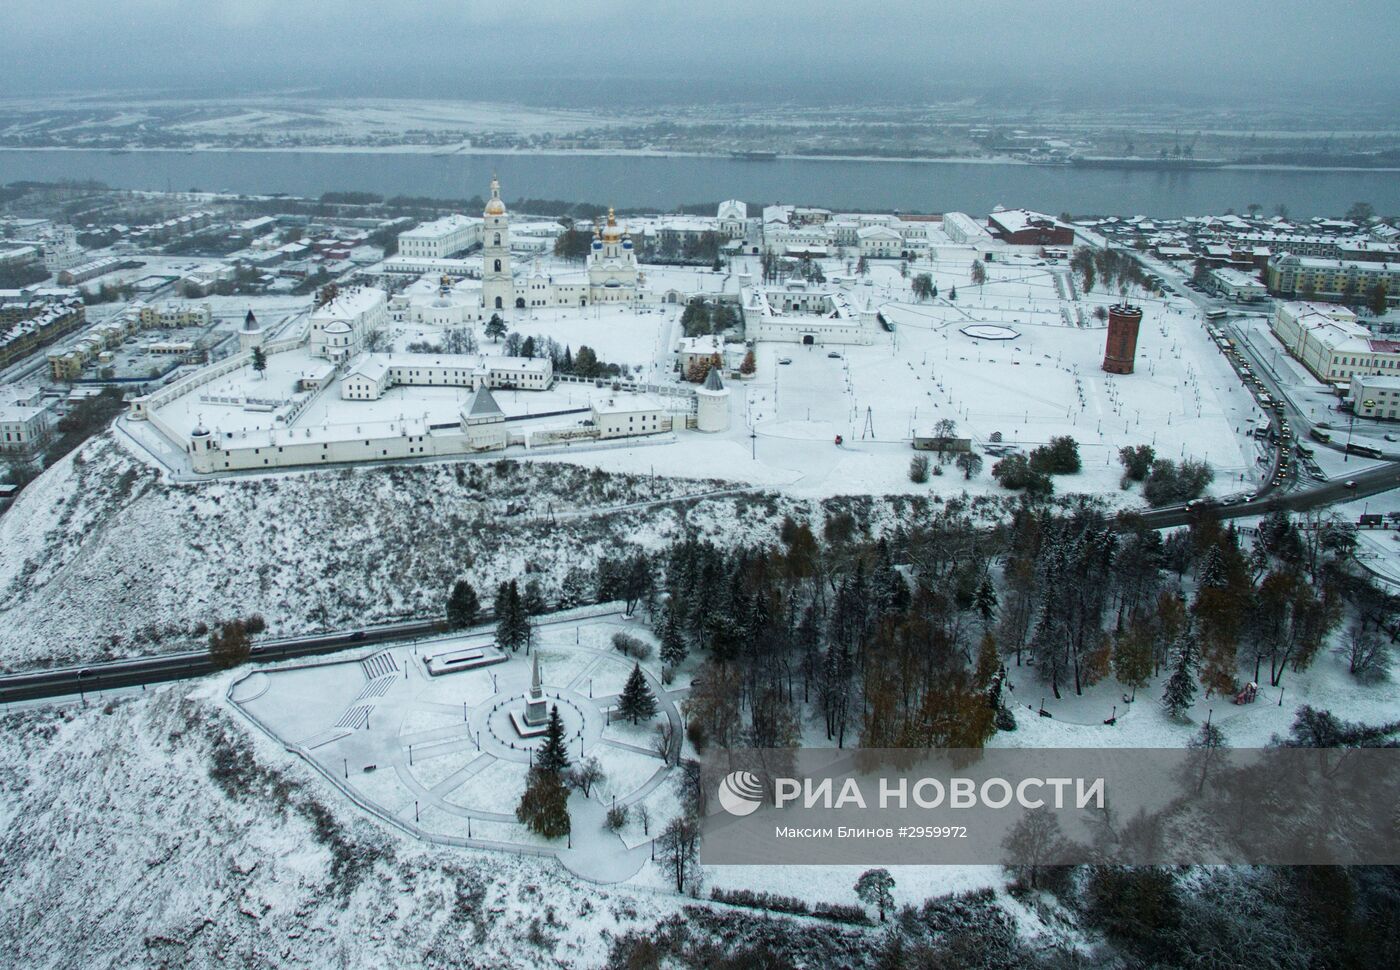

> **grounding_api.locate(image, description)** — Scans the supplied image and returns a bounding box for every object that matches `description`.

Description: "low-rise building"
[397,215,482,259]
[986,208,1075,247]
[0,403,53,453]
[309,286,388,361]
[341,352,553,400]
[139,301,213,329]
[1208,266,1267,302]
[1349,373,1400,419]
[1270,301,1400,384]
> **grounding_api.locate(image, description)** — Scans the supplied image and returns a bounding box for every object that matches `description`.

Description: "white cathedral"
[480,175,641,313]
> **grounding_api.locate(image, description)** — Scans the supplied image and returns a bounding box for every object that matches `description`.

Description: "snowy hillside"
[0,683,896,969]
[0,433,980,672]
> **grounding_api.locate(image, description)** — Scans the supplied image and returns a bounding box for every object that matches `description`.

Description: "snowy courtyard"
[228,612,685,883]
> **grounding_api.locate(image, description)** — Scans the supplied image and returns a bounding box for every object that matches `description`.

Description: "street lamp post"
[1345,399,1375,461]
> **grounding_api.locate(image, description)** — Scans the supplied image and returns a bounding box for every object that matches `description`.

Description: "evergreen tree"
[495,580,530,652]
[854,868,897,923]
[975,575,999,625]
[1162,633,1199,718]
[659,604,689,670]
[446,579,479,629]
[250,345,267,378]
[536,705,572,775]
[485,313,506,342]
[617,663,658,724]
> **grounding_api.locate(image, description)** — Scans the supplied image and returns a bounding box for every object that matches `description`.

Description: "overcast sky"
[5,0,1398,105]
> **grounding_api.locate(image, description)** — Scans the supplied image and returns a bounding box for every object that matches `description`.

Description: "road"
[0,605,619,706]
[1132,453,1400,529]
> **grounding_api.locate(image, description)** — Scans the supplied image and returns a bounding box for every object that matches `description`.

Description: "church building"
[477,178,640,313]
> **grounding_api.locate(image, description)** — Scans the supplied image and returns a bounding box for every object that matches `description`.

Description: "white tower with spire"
[481,175,514,314]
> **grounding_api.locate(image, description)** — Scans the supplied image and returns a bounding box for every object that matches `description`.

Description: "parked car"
[827,352,841,359]
[1344,480,1358,489]
[778,357,792,365]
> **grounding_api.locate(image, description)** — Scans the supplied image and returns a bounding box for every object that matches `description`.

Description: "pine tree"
[1162,633,1199,718]
[854,868,896,922]
[446,579,479,629]
[536,705,571,775]
[617,663,658,724]
[975,576,999,625]
[485,313,506,342]
[251,345,267,378]
[659,604,689,670]
[492,580,533,652]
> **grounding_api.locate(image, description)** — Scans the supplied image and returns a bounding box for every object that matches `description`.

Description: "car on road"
[827,351,841,359]
[778,357,792,365]
[1387,434,1398,442]
[1344,480,1358,489]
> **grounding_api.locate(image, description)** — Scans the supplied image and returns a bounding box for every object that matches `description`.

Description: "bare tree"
[657,816,701,893]
[566,756,605,797]
[1002,808,1069,890]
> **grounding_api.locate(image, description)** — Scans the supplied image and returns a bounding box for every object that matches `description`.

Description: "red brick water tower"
[1102,303,1143,374]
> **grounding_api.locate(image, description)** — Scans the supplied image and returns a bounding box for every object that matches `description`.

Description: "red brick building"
[986,208,1075,247]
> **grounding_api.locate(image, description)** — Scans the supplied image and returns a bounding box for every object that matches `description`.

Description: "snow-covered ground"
[0,679,891,968]
[231,614,683,882]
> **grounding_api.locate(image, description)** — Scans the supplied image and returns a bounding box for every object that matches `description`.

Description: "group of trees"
[476,327,630,381]
[1070,245,1149,295]
[516,705,572,838]
[493,579,538,652]
[656,508,1008,758]
[1116,445,1215,506]
[909,273,938,302]
[680,298,741,338]
[992,435,1081,497]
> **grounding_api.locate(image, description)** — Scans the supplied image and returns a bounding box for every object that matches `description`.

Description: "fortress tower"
[1102,303,1143,375]
[694,365,731,432]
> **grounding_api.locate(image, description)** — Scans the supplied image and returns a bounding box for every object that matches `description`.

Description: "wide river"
[2,149,1395,219]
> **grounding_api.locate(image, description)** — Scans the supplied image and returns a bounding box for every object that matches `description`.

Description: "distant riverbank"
[1,148,1395,219]
[5,145,1397,174]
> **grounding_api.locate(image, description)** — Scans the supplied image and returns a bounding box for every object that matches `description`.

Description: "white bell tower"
[481,175,514,314]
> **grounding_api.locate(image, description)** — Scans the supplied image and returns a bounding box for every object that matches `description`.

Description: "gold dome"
[601,206,622,242]
[484,174,506,217]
